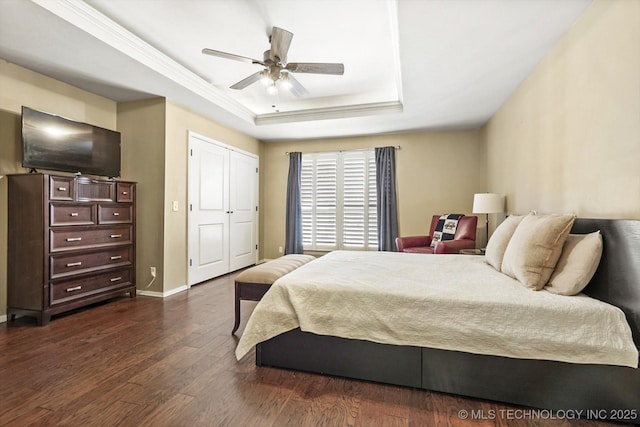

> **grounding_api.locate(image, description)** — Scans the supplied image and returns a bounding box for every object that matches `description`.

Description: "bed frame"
[256,218,640,423]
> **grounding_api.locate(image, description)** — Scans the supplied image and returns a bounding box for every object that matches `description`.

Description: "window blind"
[301,150,377,251]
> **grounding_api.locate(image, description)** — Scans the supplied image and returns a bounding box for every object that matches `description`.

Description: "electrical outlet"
[278,246,283,254]
[150,266,156,277]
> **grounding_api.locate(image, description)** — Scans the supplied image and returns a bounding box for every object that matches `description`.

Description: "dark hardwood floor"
[0,270,632,426]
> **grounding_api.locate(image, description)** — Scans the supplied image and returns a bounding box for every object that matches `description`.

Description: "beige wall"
[117,98,167,293]
[164,101,261,290]
[261,129,485,259]
[0,59,264,310]
[0,60,117,318]
[484,0,640,220]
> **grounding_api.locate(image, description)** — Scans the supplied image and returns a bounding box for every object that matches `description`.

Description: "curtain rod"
[285,145,401,156]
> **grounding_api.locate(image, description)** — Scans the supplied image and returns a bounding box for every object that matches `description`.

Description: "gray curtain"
[285,152,303,254]
[375,147,399,251]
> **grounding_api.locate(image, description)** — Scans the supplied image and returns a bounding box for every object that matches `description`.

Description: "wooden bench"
[232,254,315,334]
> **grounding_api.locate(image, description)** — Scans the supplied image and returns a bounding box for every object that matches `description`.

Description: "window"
[301,150,377,251]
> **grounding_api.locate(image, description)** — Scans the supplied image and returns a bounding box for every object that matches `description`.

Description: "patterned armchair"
[395,215,478,254]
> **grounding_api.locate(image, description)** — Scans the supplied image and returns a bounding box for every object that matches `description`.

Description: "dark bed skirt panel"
[421,346,640,419]
[256,328,422,388]
[257,329,640,423]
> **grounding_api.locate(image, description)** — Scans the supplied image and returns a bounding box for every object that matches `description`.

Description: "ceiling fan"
[202,27,344,97]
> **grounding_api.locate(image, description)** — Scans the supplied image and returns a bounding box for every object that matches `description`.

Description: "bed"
[237,218,640,423]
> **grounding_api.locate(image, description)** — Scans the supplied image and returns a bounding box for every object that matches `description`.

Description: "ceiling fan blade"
[202,48,265,66]
[230,71,264,90]
[269,27,293,63]
[285,62,344,75]
[286,73,309,97]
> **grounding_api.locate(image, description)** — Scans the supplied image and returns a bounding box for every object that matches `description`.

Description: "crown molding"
[30,0,255,123]
[255,101,403,125]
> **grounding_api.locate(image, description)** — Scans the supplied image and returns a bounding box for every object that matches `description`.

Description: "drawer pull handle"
[66,237,82,242]
[110,277,122,282]
[58,187,67,191]
[110,234,123,238]
[110,255,122,260]
[113,212,120,216]
[66,262,82,267]
[66,286,82,292]
[70,212,79,217]
[122,191,128,195]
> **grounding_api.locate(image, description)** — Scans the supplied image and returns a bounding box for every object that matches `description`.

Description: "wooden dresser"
[7,173,136,325]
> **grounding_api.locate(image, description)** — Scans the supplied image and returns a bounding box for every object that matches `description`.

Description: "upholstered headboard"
[572,218,640,345]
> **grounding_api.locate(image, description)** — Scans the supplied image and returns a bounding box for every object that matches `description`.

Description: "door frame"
[187,131,259,287]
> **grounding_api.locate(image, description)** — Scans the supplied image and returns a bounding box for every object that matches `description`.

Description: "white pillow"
[502,213,576,290]
[545,232,603,296]
[484,215,525,271]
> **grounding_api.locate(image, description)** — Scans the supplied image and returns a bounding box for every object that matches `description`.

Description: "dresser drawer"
[50,268,132,305]
[50,176,74,201]
[98,203,132,224]
[50,226,132,252]
[50,246,132,279]
[77,177,115,202]
[116,182,134,202]
[50,203,96,226]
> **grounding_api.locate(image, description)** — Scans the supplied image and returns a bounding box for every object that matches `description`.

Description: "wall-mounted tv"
[22,106,121,178]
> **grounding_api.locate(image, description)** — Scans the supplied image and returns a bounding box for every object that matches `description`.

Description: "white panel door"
[229,150,258,271]
[188,135,230,285]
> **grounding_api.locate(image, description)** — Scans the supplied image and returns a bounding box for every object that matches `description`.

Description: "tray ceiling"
[0,0,591,141]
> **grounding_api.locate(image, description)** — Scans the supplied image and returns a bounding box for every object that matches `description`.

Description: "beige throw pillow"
[501,214,576,290]
[485,215,525,271]
[545,232,603,296]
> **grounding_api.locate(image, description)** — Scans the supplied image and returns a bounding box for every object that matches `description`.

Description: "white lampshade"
[472,193,504,214]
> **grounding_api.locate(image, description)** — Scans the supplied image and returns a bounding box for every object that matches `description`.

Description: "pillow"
[501,213,576,290]
[430,214,464,248]
[545,232,603,295]
[484,215,525,271]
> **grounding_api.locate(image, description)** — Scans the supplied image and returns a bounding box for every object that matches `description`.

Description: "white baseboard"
[136,289,163,298]
[137,285,188,298]
[0,314,7,324]
[164,285,188,297]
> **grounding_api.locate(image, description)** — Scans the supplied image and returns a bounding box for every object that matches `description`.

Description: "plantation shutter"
[301,157,314,248]
[301,150,377,251]
[301,154,338,250]
[367,153,378,250]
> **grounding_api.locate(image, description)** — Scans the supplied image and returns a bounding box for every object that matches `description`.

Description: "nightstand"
[459,249,485,255]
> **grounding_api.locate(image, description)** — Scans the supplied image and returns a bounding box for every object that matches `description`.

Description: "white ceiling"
[0,0,592,141]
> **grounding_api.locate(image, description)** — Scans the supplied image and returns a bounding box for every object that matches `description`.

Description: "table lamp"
[472,193,504,248]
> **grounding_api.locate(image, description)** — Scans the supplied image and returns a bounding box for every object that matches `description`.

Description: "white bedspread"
[236,251,639,368]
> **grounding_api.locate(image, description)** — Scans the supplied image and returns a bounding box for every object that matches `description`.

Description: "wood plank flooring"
[0,270,632,426]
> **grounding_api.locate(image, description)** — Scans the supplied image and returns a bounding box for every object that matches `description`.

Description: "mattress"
[236,251,638,368]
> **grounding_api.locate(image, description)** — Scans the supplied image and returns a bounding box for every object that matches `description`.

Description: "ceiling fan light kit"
[266,82,278,95]
[202,27,344,97]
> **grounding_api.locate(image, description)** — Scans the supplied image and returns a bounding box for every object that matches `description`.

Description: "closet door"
[229,151,258,271]
[188,135,230,285]
[188,132,259,286]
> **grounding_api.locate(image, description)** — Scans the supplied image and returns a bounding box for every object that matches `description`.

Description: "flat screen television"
[22,106,121,178]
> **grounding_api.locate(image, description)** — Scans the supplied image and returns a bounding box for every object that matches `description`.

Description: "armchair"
[396,215,478,254]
